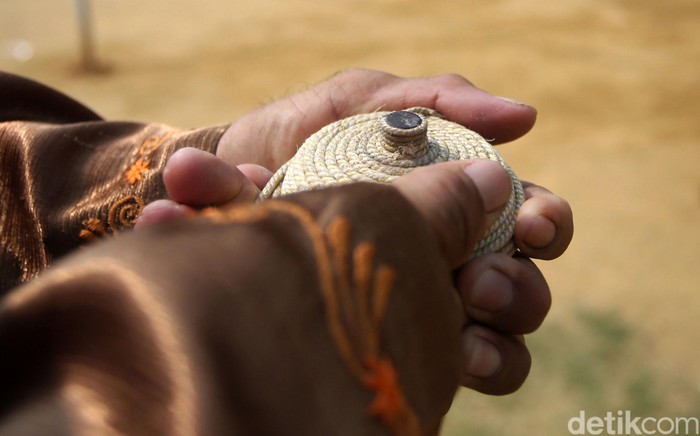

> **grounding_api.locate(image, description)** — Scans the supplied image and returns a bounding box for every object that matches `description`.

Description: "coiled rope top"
[258,107,524,256]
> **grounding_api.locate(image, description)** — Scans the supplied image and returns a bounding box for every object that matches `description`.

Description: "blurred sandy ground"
[2,0,699,434]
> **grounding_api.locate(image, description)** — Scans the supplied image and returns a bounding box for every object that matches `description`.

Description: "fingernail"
[523,214,556,249]
[470,269,514,313]
[138,199,170,221]
[495,96,535,110]
[135,200,193,229]
[463,330,501,378]
[463,160,511,213]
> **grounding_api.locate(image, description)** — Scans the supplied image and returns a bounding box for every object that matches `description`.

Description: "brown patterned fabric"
[0,72,226,293]
[0,73,463,435]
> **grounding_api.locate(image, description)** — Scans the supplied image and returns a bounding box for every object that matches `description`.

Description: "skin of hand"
[137,69,574,396]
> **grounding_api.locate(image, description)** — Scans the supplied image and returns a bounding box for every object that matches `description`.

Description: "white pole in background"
[75,0,102,72]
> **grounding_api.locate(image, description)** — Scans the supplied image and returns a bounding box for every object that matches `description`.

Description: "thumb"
[164,147,260,206]
[393,160,512,267]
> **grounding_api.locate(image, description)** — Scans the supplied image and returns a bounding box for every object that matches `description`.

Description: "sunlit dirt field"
[2,0,699,434]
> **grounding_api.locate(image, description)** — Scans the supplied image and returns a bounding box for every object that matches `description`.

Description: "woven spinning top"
[258,107,525,256]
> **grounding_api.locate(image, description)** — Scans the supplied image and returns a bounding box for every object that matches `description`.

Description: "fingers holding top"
[318,69,537,144]
[392,159,512,268]
[456,254,551,335]
[135,199,195,229]
[515,182,574,260]
[164,147,261,207]
[139,148,267,229]
[455,254,551,394]
[383,158,538,395]
[356,70,538,145]
[236,163,273,190]
[218,69,537,170]
[461,325,531,395]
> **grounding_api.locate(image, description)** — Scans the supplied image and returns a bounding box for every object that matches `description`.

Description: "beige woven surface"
[259,107,524,256]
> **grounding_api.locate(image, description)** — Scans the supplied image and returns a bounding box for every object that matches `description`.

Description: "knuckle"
[434,73,475,88]
[425,165,485,263]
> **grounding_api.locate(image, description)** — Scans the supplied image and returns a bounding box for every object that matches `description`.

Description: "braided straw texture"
[259,107,524,256]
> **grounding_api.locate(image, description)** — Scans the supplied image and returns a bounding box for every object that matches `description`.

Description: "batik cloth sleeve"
[0,72,228,293]
[0,183,463,435]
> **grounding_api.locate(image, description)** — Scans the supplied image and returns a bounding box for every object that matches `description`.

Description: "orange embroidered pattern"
[78,130,174,243]
[138,131,172,156]
[79,217,107,242]
[78,195,145,242]
[203,202,420,435]
[124,158,151,185]
[363,355,406,427]
[108,195,145,234]
[122,131,173,186]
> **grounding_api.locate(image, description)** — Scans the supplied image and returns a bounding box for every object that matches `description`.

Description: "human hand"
[139,67,544,240]
[135,147,270,227]
[216,68,538,170]
[137,70,574,397]
[139,157,573,397]
[391,160,572,395]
